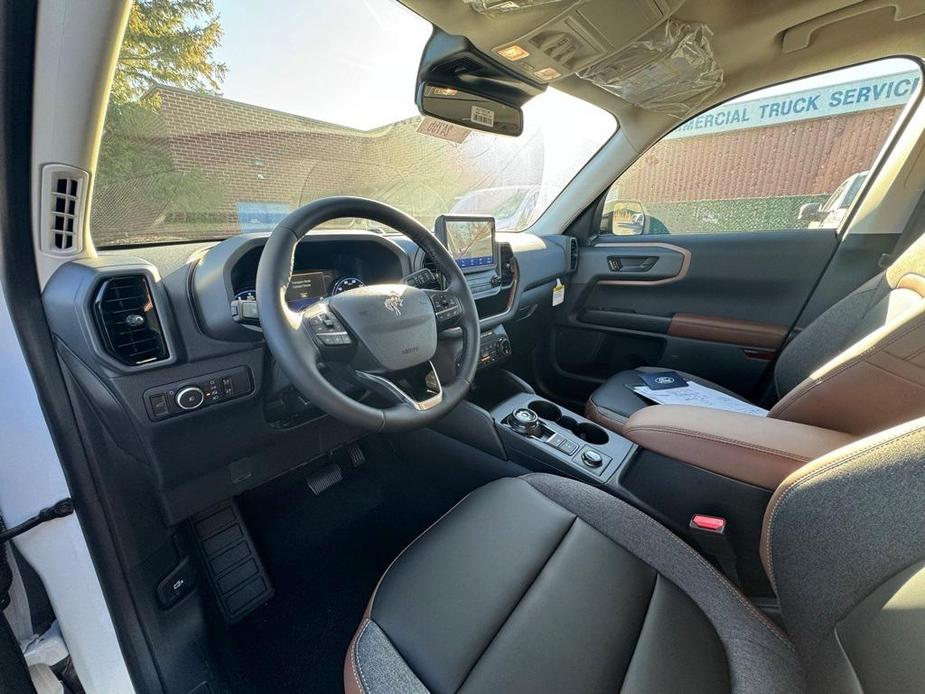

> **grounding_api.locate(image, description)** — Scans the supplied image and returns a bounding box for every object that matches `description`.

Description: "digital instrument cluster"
[233,270,365,310]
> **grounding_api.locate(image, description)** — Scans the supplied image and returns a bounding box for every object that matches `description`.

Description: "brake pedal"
[306,463,343,495]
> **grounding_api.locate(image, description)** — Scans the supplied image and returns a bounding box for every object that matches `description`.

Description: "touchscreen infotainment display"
[285,270,334,310]
[435,215,496,273]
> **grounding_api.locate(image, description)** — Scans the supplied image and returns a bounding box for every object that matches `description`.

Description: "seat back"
[761,419,925,693]
[770,233,925,435]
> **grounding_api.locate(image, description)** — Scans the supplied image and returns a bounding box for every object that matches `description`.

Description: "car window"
[600,58,920,237]
[89,0,615,247]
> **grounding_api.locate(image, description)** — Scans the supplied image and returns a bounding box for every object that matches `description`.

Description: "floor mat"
[224,440,458,693]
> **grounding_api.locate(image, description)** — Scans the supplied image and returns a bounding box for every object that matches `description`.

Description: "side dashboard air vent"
[499,243,515,286]
[41,164,89,256]
[94,275,169,366]
[568,237,579,272]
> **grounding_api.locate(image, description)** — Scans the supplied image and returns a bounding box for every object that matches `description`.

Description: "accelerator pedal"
[346,441,366,468]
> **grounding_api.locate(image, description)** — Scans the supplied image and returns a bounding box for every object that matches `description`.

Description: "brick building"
[92,86,548,245]
[91,69,917,245]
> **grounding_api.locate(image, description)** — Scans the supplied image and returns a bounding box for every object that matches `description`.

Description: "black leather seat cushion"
[586,367,751,431]
[347,475,804,693]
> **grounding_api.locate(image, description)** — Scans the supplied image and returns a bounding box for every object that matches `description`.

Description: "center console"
[491,393,636,484]
[434,215,516,371]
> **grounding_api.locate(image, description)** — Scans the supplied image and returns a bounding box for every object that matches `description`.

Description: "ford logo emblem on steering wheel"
[384,292,404,317]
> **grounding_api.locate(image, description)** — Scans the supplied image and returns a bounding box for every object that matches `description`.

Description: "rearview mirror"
[418,84,524,136]
[415,30,542,139]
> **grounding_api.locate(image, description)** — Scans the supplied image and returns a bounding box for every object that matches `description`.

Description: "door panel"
[547,230,839,402]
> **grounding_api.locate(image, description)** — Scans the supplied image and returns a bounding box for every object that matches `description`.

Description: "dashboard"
[41,228,572,524]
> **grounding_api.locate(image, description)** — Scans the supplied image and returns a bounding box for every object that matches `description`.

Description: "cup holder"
[528,400,561,422]
[527,400,610,446]
[575,422,609,445]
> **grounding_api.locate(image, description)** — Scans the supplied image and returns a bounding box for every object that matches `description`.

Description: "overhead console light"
[577,20,724,118]
[463,0,579,17]
[533,66,561,81]
[498,44,531,61]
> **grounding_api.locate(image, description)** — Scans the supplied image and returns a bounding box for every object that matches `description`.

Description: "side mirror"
[418,84,523,136]
[798,202,823,222]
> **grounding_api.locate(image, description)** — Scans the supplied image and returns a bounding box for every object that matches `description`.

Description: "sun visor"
[463,0,578,17]
[578,20,723,118]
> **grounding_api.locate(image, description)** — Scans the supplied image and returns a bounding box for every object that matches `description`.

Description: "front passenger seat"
[346,419,925,693]
[586,233,925,436]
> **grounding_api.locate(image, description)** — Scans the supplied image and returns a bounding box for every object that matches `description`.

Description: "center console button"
[581,449,604,468]
[558,440,579,456]
[547,433,565,448]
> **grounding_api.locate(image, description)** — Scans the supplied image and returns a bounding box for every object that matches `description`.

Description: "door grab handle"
[608,256,657,272]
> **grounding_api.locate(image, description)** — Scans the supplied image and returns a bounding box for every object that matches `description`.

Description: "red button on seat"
[691,514,726,532]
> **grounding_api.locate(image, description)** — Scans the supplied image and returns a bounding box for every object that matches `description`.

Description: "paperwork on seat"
[632,381,769,417]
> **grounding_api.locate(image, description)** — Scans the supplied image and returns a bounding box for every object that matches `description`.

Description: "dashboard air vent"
[94,275,169,366]
[499,244,515,286]
[40,164,89,256]
[568,237,579,272]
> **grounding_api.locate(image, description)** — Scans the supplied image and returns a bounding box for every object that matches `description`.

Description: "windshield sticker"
[416,117,471,144]
[470,105,496,129]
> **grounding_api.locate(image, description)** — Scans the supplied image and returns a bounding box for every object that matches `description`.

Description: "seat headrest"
[887,230,925,288]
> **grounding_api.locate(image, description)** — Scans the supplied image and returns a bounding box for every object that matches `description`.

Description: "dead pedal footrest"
[191,499,273,623]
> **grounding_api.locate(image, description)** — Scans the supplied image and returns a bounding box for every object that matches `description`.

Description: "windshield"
[90,0,615,247]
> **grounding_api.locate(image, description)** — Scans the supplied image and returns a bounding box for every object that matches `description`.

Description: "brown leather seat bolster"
[622,405,857,489]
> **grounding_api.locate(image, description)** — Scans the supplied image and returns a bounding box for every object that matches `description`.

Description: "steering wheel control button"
[307,310,352,347]
[581,449,604,468]
[176,386,206,411]
[430,292,461,322]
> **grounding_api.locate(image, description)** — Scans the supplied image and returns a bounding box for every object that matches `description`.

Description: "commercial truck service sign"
[666,70,920,140]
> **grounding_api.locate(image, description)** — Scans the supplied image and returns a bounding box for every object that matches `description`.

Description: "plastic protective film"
[463,0,574,16]
[578,20,723,117]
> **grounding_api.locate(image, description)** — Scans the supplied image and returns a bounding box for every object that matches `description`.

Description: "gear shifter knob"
[510,408,541,436]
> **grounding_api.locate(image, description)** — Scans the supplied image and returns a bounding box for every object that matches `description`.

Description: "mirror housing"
[798,201,823,222]
[415,30,544,137]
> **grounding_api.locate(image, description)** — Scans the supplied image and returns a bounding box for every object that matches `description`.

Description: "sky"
[212,0,432,130]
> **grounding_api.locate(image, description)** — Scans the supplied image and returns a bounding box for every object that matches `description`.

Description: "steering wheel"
[255,197,480,431]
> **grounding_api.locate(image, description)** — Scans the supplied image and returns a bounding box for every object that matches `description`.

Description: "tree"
[111,0,226,105]
[93,0,228,244]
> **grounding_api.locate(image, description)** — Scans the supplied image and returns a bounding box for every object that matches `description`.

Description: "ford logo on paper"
[654,376,675,385]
